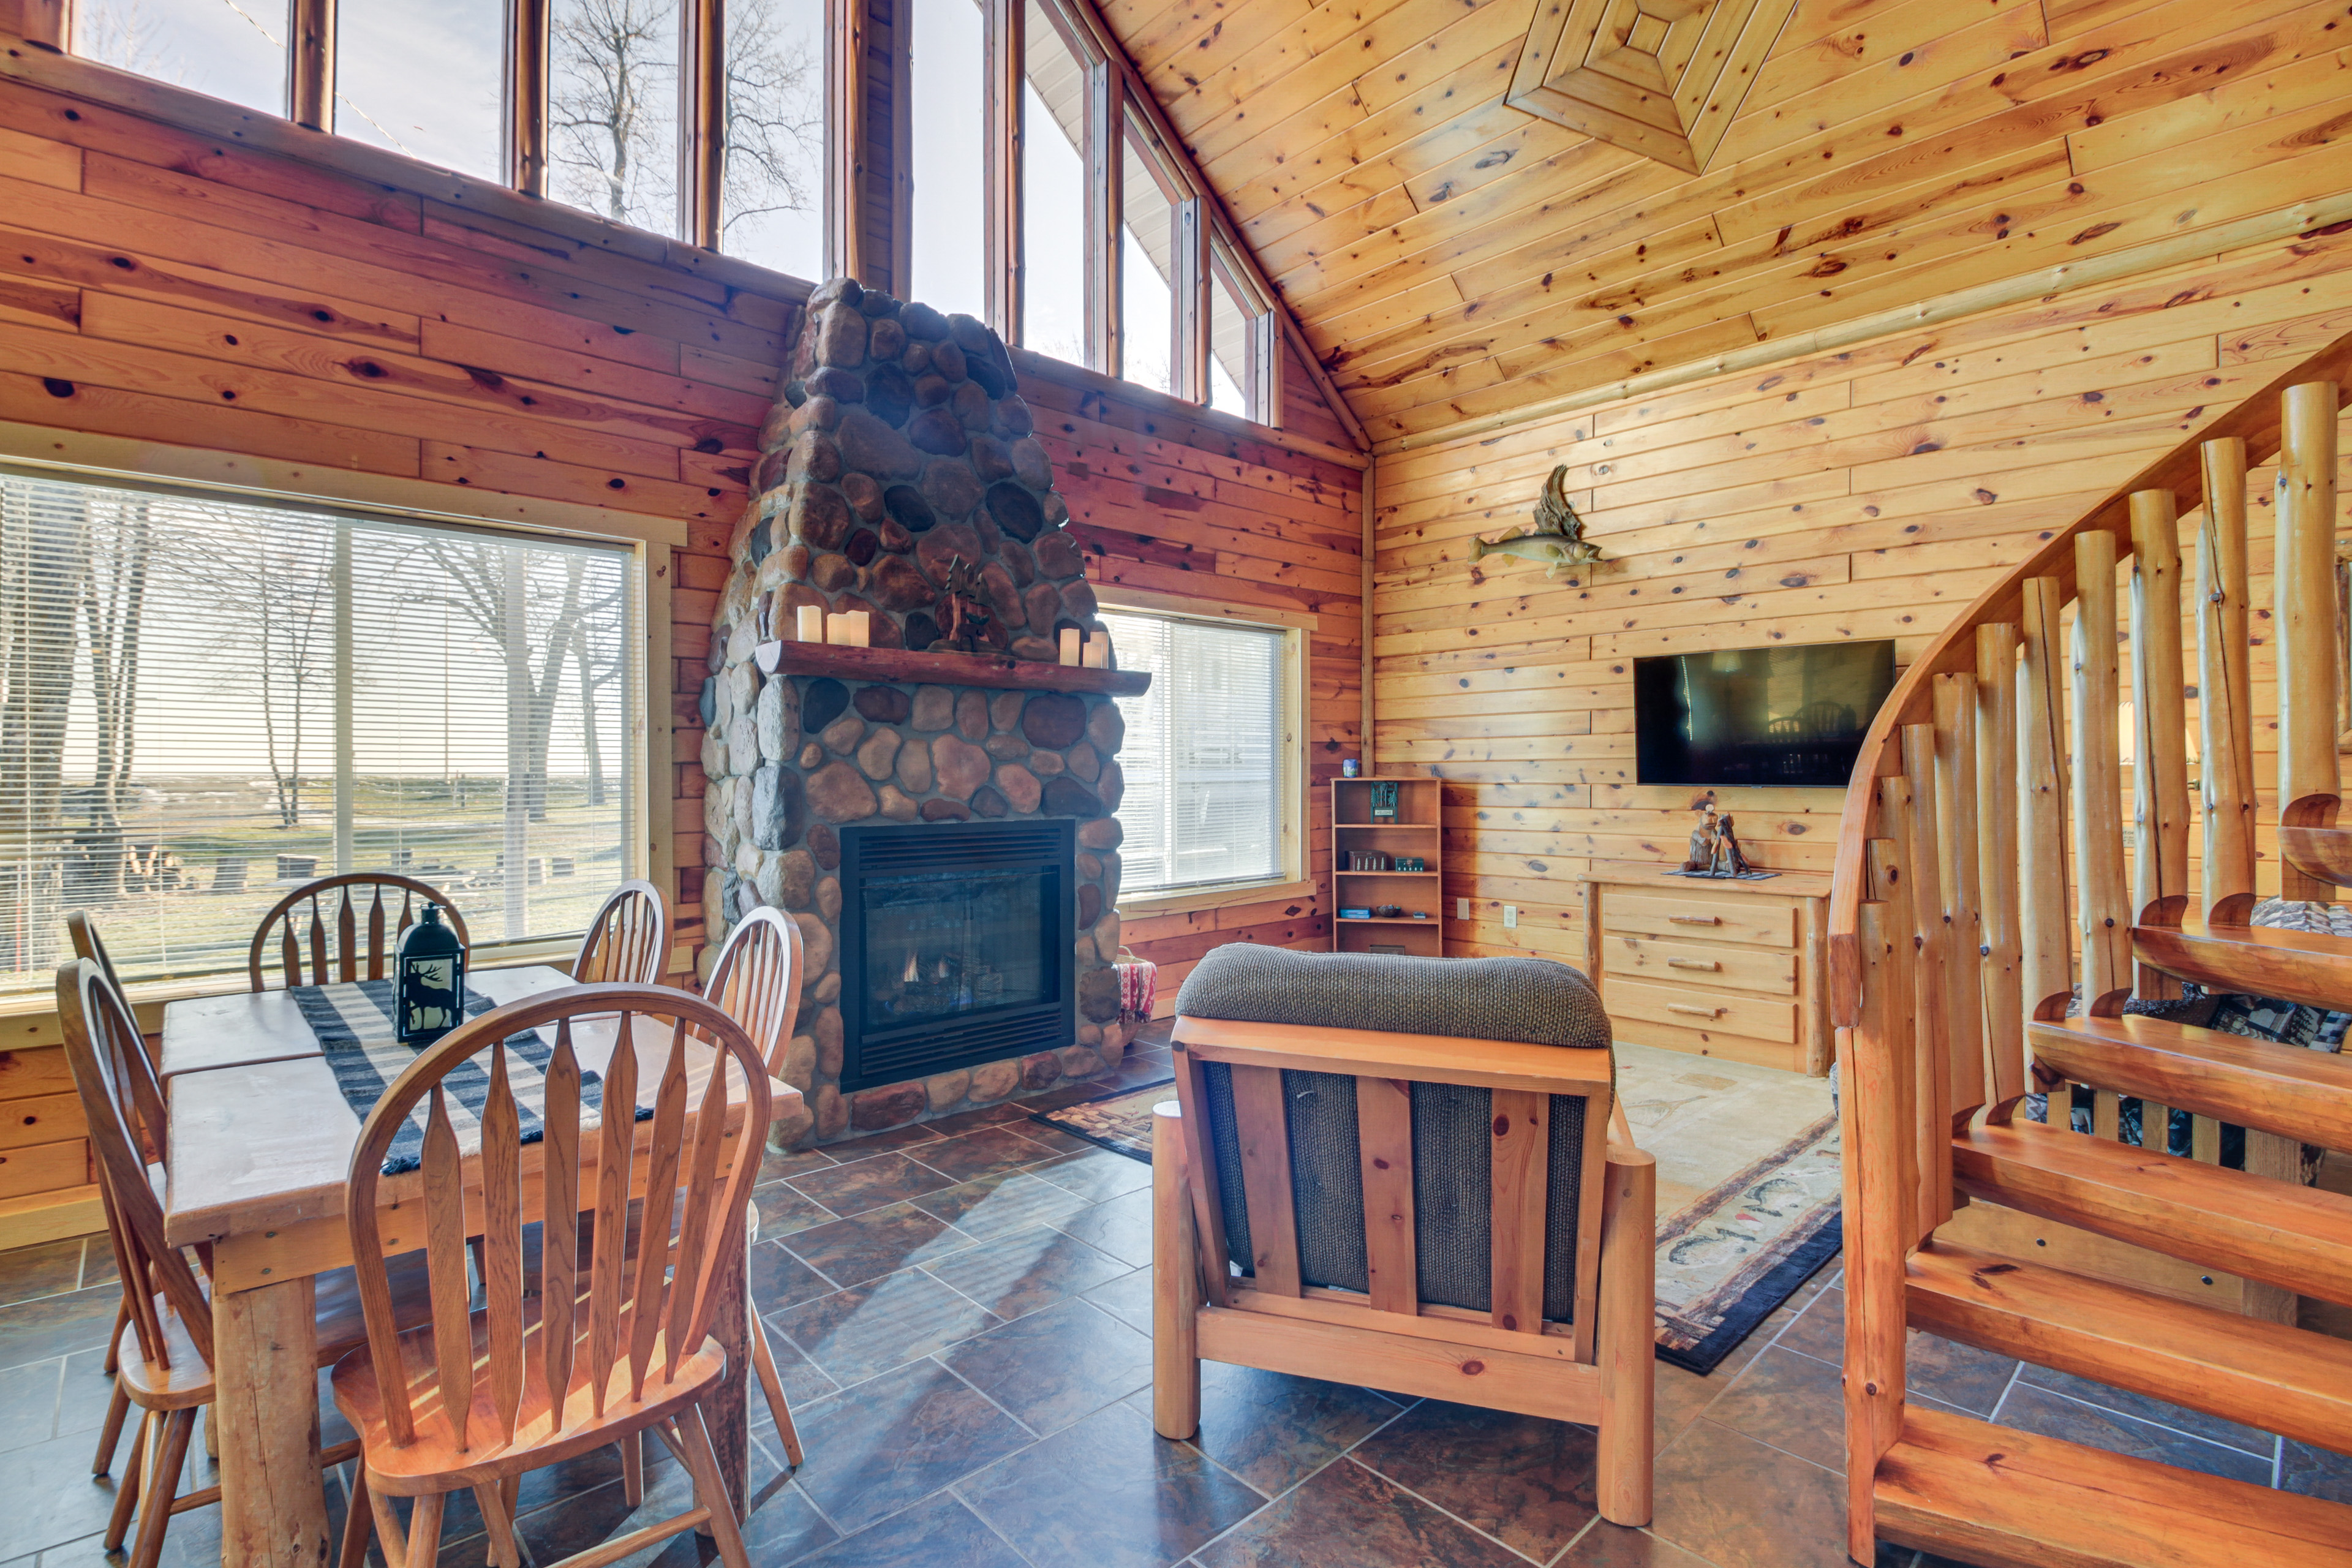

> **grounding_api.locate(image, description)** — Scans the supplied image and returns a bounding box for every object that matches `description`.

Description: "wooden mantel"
[755,641,1153,696]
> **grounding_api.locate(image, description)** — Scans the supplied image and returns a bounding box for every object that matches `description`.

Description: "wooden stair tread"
[2132,919,2352,1013]
[2028,1011,2352,1152]
[1951,1119,2352,1308]
[1876,1404,2352,1568]
[1906,1242,2352,1457]
[2280,821,2352,888]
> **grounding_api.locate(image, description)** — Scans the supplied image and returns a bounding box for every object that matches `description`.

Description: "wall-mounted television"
[1634,641,1896,788]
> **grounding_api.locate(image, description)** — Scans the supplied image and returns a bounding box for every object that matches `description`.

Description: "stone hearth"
[701,279,1136,1148]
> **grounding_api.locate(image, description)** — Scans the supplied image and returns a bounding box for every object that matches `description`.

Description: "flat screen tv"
[1634,640,1896,788]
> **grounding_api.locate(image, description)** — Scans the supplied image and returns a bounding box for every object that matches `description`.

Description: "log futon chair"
[1154,945,1656,1526]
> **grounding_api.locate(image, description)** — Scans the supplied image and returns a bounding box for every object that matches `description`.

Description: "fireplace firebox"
[837,820,1077,1092]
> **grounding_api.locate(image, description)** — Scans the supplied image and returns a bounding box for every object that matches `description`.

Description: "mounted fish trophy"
[1469,465,1604,578]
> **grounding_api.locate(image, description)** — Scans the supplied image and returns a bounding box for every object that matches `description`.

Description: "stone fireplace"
[700,277,1137,1148]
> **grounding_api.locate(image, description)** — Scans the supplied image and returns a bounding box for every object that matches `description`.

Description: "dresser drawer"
[1600,891,1796,948]
[1602,935,1796,995]
[1606,977,1798,1045]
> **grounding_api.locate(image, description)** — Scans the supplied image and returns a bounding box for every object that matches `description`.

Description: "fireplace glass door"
[837,819,1076,1090]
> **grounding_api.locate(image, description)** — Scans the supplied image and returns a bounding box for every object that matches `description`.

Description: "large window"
[1101,608,1296,897]
[334,0,506,181]
[719,0,831,279]
[908,0,987,320]
[73,0,286,116]
[549,0,685,235]
[0,471,642,997]
[1020,0,1088,365]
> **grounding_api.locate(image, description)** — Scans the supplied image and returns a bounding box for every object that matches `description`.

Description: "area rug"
[1030,1066,1840,1376]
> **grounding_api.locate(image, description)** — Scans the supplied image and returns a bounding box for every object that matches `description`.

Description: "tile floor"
[6,1023,2349,1567]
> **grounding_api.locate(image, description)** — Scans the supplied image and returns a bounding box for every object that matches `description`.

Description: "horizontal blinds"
[0,470,640,995]
[1101,609,1283,895]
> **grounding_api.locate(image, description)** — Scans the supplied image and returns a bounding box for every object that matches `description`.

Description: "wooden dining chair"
[332,984,771,1568]
[67,908,127,993]
[249,873,470,992]
[56,959,432,1568]
[67,909,145,1471]
[704,907,807,1466]
[571,880,666,985]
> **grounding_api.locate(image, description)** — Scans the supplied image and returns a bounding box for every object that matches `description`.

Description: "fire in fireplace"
[836,819,1076,1091]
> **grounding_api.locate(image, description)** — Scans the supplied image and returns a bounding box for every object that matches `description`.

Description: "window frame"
[1097,590,1313,915]
[0,457,668,1007]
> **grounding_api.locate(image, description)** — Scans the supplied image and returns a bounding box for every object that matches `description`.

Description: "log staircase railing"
[1830,329,2352,1567]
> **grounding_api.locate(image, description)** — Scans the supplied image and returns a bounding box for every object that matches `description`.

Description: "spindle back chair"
[333,984,770,1568]
[705,906,803,1077]
[571,880,666,985]
[248,873,470,992]
[59,957,217,1568]
[67,908,127,995]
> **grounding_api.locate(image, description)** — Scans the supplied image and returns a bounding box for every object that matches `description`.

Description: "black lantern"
[394,902,466,1045]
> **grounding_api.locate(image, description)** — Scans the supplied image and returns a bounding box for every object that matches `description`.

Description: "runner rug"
[1032,1076,1840,1376]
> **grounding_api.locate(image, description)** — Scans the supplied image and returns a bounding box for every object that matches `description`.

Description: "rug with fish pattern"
[1653,1110,1841,1373]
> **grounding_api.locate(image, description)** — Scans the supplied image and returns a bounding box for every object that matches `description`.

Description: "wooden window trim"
[289,0,333,130]
[1083,55,1123,377]
[1173,195,1208,404]
[983,0,1023,342]
[508,0,551,195]
[680,0,726,247]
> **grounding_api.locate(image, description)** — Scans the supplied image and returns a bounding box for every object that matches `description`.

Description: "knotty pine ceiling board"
[1093,0,2352,445]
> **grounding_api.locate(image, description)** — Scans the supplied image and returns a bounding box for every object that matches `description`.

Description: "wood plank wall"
[0,35,1364,1217]
[1374,225,2352,963]
[1020,348,1366,1006]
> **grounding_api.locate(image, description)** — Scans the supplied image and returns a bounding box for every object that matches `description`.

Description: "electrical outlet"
[1455,897,1471,920]
[1502,904,1519,929]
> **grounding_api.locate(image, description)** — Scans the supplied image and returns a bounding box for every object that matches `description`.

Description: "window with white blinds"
[1099,608,1292,897]
[0,470,642,997]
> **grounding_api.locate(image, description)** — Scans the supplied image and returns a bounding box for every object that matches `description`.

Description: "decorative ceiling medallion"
[1507,0,1792,174]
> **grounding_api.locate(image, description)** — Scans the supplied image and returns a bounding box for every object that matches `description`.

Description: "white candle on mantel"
[1058,628,1082,666]
[824,612,850,645]
[796,605,824,642]
[1082,632,1110,669]
[846,611,871,647]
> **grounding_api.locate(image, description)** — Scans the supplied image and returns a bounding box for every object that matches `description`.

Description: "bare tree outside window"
[549,0,823,262]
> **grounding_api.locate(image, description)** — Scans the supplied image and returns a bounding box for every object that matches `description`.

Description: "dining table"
[160,963,800,1568]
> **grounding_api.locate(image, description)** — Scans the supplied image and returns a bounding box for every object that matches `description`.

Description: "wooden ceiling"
[1094,0,2352,447]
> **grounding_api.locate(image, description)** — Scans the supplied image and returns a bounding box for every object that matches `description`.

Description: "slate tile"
[2016,1362,2275,1457]
[752,1320,842,1409]
[0,1359,62,1455]
[752,1181,841,1240]
[923,1223,1131,1321]
[1139,1362,1400,1498]
[0,1241,86,1309]
[760,1144,842,1182]
[748,1237,840,1315]
[792,1488,1028,1567]
[823,1122,945,1158]
[959,1402,1262,1568]
[912,1124,1069,1183]
[1053,1185,1154,1267]
[1557,1521,1718,1566]
[1775,1287,2016,1415]
[1028,1148,1155,1202]
[1084,1265,1156,1335]
[2282,1437,2352,1504]
[772,1267,1001,1385]
[791,1358,1033,1534]
[910,1169,1093,1242]
[1703,1345,1860,1474]
[1351,1398,1598,1561]
[943,1297,1153,1435]
[1993,1384,2272,1485]
[1193,1456,1521,1568]
[0,1427,135,1558]
[1648,1420,1851,1568]
[0,1288,120,1373]
[789,1152,954,1218]
[785,1202,980,1287]
[924,1102,1036,1136]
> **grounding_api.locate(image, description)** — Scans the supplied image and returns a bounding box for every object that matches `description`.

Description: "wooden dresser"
[1580,868,1833,1077]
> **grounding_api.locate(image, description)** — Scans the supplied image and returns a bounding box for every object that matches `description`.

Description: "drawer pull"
[1667,914,1722,926]
[1667,1004,1725,1019]
[1665,958,1721,972]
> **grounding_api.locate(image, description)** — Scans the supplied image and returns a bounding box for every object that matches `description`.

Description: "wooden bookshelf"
[1330,776,1444,957]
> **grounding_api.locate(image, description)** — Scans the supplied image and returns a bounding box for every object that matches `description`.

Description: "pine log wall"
[1377,227,2352,963]
[0,35,1363,1221]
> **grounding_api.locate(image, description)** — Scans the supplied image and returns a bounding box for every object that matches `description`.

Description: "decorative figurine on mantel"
[1470,465,1604,578]
[1711,814,1752,877]
[935,556,993,653]
[1676,803,1762,879]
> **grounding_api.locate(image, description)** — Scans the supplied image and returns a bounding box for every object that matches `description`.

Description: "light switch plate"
[1456,897,1471,920]
[1503,905,1519,928]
